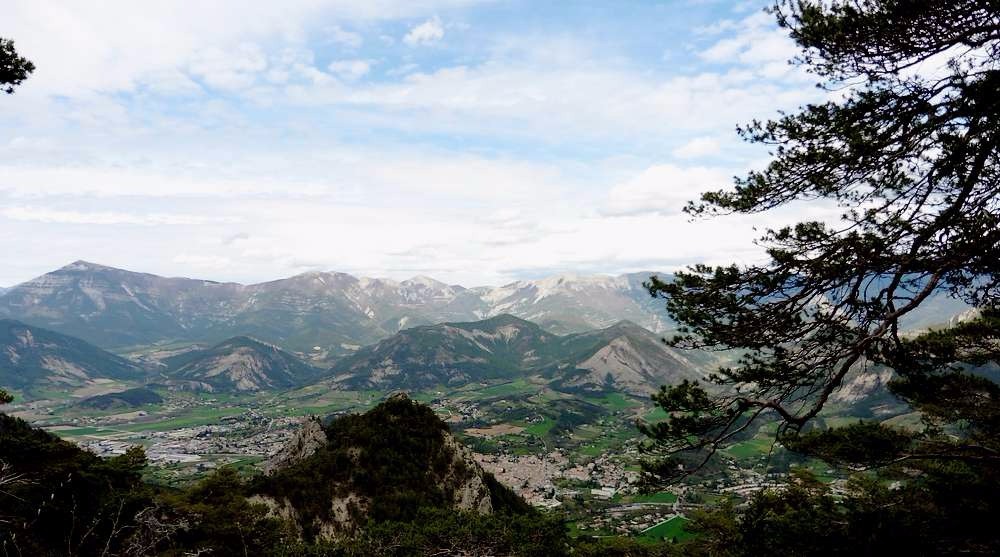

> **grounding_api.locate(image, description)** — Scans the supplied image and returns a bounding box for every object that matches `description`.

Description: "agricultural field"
[638,516,693,543]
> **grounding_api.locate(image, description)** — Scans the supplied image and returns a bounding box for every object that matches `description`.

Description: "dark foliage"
[79,388,164,410]
[642,0,1000,479]
[639,0,1000,553]
[679,466,1000,556]
[0,395,615,556]
[0,38,33,94]
[157,467,293,557]
[257,395,529,539]
[270,508,569,557]
[0,414,153,556]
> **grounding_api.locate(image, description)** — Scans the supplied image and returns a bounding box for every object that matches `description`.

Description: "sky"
[0,0,832,287]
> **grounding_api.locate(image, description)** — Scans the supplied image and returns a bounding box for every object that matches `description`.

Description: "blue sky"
[0,0,831,286]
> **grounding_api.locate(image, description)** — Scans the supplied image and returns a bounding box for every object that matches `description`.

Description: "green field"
[638,516,693,543]
[586,392,639,411]
[473,379,535,398]
[644,406,668,422]
[54,427,119,437]
[524,417,557,436]
[118,407,247,432]
[725,438,775,459]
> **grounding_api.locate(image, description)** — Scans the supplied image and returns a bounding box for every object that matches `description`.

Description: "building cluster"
[474,448,641,507]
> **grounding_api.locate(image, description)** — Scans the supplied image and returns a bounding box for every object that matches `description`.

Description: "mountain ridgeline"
[1,261,966,398]
[331,314,711,395]
[0,261,676,359]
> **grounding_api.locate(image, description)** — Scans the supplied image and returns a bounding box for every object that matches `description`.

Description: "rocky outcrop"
[264,416,327,475]
[832,367,895,404]
[253,394,516,541]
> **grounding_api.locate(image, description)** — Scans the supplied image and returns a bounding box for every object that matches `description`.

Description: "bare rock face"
[442,433,494,514]
[264,416,327,475]
[832,367,895,404]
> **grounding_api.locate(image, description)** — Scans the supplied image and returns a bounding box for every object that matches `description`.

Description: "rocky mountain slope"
[0,319,144,391]
[160,336,322,392]
[330,315,710,394]
[252,393,527,540]
[0,262,675,359]
[544,320,715,394]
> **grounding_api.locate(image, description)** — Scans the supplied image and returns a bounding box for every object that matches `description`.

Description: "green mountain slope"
[0,319,143,391]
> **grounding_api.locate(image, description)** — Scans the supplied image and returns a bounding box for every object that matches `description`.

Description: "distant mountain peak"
[604,319,645,332]
[404,275,448,287]
[62,260,111,271]
[472,313,538,328]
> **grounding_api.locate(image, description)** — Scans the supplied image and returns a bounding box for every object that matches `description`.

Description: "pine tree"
[640,2,1000,552]
[642,0,1000,480]
[0,38,34,94]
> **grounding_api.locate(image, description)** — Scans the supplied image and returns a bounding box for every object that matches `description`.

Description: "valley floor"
[12,377,853,543]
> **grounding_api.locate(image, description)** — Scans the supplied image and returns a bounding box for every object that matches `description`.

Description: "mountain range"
[330,314,711,395]
[0,261,675,359]
[0,261,971,399]
[0,313,709,397]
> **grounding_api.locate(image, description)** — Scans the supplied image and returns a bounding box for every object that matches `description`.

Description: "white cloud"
[0,0,838,288]
[172,253,235,269]
[1,0,479,96]
[0,206,239,226]
[281,60,815,143]
[327,25,363,48]
[699,11,798,67]
[404,17,445,46]
[0,166,333,199]
[672,136,722,159]
[328,59,373,80]
[188,44,269,91]
[605,164,732,216]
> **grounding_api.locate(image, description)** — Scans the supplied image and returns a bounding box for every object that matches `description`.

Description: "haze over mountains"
[0,261,675,359]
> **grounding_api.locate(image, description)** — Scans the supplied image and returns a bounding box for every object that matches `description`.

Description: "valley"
[0,262,922,543]
[7,370,856,542]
